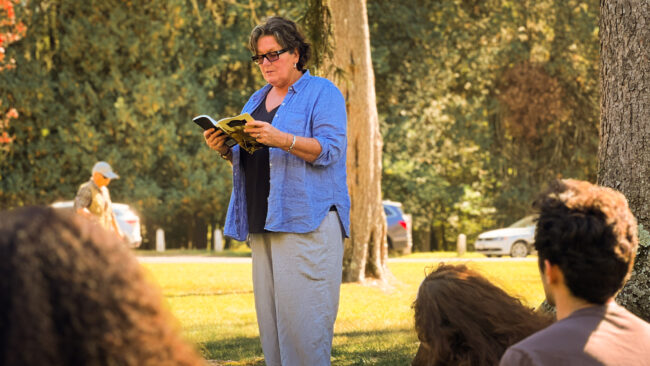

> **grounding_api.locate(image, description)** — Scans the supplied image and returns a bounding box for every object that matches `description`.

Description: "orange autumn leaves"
[1,0,25,147]
[497,61,569,143]
[1,0,26,71]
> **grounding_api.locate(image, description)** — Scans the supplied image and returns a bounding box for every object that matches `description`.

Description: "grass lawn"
[397,251,487,259]
[142,259,545,365]
[135,246,252,257]
[136,247,491,259]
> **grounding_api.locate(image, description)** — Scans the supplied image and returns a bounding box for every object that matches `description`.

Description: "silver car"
[383,200,413,254]
[474,215,537,257]
[51,201,142,248]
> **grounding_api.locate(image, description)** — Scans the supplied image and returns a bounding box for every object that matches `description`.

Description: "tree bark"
[190,216,208,249]
[598,0,650,321]
[325,0,387,282]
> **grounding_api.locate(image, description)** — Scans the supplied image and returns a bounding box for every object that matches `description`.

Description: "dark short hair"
[248,16,311,72]
[0,206,204,365]
[412,264,551,366]
[533,179,638,304]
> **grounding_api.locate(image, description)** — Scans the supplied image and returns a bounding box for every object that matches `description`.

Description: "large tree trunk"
[599,0,650,322]
[190,216,208,249]
[325,0,387,282]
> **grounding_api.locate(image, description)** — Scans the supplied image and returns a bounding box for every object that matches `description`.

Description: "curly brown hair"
[533,179,638,304]
[249,16,311,72]
[412,264,552,366]
[0,206,205,366]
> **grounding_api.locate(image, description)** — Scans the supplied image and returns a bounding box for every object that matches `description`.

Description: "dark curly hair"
[0,206,205,366]
[533,179,638,304]
[248,16,311,72]
[412,264,552,366]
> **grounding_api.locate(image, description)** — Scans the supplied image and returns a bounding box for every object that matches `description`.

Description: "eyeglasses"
[251,48,290,65]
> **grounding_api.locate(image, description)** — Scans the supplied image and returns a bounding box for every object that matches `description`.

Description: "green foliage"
[0,0,271,246]
[368,0,600,249]
[1,0,601,251]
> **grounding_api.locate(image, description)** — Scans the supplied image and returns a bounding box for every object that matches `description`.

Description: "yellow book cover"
[193,113,263,154]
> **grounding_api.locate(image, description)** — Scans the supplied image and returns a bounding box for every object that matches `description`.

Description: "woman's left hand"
[244,120,291,149]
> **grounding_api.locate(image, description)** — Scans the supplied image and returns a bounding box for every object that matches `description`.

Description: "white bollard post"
[156,228,165,252]
[214,228,223,252]
[457,233,466,257]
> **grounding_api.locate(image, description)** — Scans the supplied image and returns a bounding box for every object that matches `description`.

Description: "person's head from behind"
[0,206,203,366]
[533,179,638,307]
[248,16,310,87]
[412,264,551,366]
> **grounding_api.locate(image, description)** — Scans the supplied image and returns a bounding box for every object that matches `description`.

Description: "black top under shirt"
[240,94,279,233]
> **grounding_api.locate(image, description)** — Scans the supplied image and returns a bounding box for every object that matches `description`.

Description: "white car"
[51,201,142,248]
[474,215,537,257]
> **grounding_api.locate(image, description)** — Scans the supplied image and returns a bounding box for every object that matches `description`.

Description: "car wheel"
[400,244,412,255]
[387,236,394,250]
[486,254,493,258]
[510,241,528,258]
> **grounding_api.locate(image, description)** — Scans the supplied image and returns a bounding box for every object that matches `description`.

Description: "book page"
[216,113,263,154]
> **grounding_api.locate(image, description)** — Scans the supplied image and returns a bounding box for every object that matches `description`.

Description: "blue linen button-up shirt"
[224,70,351,241]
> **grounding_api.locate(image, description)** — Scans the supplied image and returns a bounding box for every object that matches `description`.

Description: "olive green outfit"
[73,179,115,231]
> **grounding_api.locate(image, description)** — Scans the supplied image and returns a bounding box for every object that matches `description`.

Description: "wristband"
[287,135,296,153]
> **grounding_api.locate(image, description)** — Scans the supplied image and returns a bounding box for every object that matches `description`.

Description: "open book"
[193,113,263,154]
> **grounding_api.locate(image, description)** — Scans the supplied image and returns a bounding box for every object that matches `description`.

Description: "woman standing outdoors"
[203,16,350,366]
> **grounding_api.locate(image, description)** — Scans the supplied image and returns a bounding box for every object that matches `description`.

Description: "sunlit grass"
[135,245,251,257]
[397,251,487,259]
[136,248,497,259]
[142,259,544,365]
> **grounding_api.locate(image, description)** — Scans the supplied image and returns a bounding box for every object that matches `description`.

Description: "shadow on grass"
[202,335,264,365]
[202,328,416,366]
[332,328,416,366]
[165,290,254,298]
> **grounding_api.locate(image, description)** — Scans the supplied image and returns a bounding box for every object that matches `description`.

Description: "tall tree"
[369,0,600,251]
[324,0,387,282]
[598,0,650,321]
[0,0,263,247]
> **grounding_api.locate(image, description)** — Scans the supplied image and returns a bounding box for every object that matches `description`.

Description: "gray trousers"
[250,211,344,366]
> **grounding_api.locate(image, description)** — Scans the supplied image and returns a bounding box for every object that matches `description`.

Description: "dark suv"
[383,200,412,254]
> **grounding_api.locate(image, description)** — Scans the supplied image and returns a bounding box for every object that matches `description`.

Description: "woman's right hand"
[203,128,229,156]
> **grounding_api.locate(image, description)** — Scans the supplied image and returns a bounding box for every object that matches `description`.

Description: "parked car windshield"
[383,201,404,217]
[508,215,538,228]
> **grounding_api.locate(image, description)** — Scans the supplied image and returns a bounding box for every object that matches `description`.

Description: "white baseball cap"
[92,161,119,179]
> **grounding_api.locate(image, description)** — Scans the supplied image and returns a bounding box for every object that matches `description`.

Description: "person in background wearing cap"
[73,161,124,239]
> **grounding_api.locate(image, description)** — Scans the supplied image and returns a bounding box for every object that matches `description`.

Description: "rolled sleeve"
[311,86,347,167]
